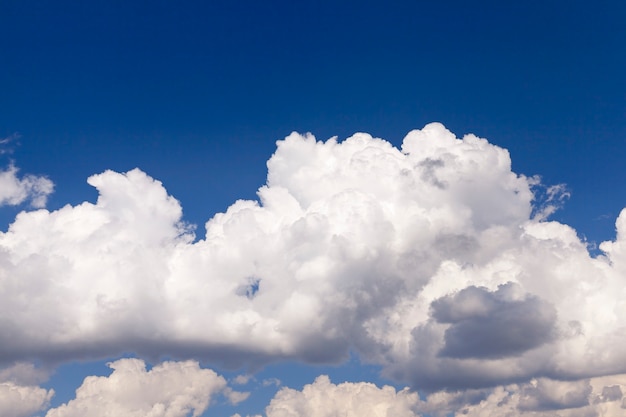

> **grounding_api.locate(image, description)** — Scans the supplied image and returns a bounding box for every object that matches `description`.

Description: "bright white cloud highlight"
[264,375,420,417]
[0,164,53,208]
[1,123,626,412]
[45,359,244,417]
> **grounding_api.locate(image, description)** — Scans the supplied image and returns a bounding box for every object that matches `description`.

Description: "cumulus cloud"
[0,383,53,417]
[1,122,626,408]
[0,164,54,208]
[264,375,420,417]
[258,373,626,417]
[0,362,51,386]
[45,358,245,417]
[0,363,53,417]
[446,374,626,417]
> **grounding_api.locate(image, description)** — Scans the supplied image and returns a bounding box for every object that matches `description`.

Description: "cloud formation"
[1,123,625,408]
[0,164,53,208]
[446,374,626,417]
[0,363,53,417]
[45,359,245,417]
[248,373,626,417]
[263,375,420,417]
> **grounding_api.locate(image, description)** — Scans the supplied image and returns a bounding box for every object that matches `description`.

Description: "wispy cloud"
[0,164,54,208]
[0,133,20,155]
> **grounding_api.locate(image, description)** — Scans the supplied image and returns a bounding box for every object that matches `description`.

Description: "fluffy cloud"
[1,123,626,407]
[0,383,53,417]
[0,363,53,417]
[0,164,53,208]
[45,359,245,417]
[445,374,626,417]
[258,373,626,417]
[264,375,420,417]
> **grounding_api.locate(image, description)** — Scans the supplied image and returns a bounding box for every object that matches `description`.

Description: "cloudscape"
[1,1,625,416]
[2,124,626,416]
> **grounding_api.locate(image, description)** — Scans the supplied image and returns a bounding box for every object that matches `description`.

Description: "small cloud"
[232,374,253,385]
[223,387,250,405]
[262,378,281,387]
[0,164,54,208]
[594,213,613,221]
[0,133,20,155]
[530,178,570,221]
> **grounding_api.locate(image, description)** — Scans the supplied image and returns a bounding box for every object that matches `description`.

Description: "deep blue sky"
[2,0,625,244]
[1,1,626,414]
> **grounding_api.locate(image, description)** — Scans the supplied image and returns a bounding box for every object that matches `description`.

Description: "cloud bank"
[1,123,626,415]
[258,373,626,417]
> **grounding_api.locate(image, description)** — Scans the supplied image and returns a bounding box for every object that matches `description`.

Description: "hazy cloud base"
[1,124,625,416]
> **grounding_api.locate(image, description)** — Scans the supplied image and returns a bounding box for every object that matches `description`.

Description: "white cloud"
[258,373,626,417]
[0,382,53,417]
[1,123,626,409]
[443,374,626,417]
[233,374,254,385]
[45,358,245,417]
[262,378,281,387]
[0,363,53,417]
[0,164,54,208]
[264,375,420,417]
[0,362,51,386]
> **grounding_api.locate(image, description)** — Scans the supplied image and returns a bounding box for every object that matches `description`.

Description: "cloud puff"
[0,383,53,417]
[0,164,53,208]
[0,363,53,417]
[45,359,245,417]
[1,123,626,398]
[264,375,420,417]
[0,362,51,386]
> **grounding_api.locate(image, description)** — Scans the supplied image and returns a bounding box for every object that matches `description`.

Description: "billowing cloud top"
[1,123,625,395]
[44,359,244,417]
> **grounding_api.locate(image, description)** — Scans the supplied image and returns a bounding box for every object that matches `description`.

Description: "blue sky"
[1,1,626,416]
